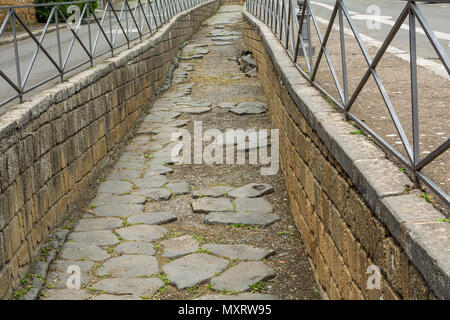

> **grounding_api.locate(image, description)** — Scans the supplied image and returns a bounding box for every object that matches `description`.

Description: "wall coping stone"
[243,7,450,300]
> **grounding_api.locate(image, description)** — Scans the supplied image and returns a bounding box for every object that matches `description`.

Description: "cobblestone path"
[38,5,319,300]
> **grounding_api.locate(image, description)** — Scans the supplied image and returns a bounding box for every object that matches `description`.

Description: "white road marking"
[314,16,449,79]
[310,1,450,41]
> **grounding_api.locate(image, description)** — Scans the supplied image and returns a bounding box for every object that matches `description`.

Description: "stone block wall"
[0,0,219,299]
[242,11,447,300]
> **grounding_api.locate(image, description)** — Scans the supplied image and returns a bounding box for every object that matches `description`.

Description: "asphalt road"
[306,0,450,59]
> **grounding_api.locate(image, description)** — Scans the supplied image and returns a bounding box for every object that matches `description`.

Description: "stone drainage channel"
[18,5,320,300]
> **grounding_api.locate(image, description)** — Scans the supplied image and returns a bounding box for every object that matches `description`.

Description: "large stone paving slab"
[134,176,168,189]
[192,186,232,198]
[116,225,167,242]
[67,230,118,246]
[139,188,172,201]
[41,289,89,300]
[204,212,280,227]
[166,181,191,195]
[161,235,200,258]
[74,218,123,232]
[144,165,174,176]
[229,102,267,115]
[46,260,94,289]
[91,194,146,205]
[115,242,155,255]
[162,253,229,289]
[233,198,273,213]
[108,169,142,180]
[201,244,274,260]
[127,212,177,225]
[93,294,140,300]
[191,197,234,213]
[227,183,274,198]
[93,204,144,217]
[61,243,109,261]
[92,278,163,296]
[97,180,134,194]
[195,293,278,300]
[97,255,159,278]
[210,261,276,292]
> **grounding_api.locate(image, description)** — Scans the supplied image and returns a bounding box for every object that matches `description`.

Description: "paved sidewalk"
[38,5,319,300]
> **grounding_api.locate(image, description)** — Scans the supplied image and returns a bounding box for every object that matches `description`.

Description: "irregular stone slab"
[217,102,237,109]
[174,106,212,114]
[61,243,109,261]
[97,180,133,194]
[41,289,89,300]
[97,255,159,278]
[163,253,229,289]
[233,198,273,214]
[93,204,144,217]
[211,261,276,292]
[91,194,146,205]
[116,225,167,242]
[93,294,140,300]
[127,212,177,225]
[150,111,181,120]
[186,43,208,48]
[46,260,94,289]
[192,186,232,198]
[166,181,191,195]
[204,212,280,227]
[196,293,278,300]
[212,36,241,41]
[115,161,147,170]
[180,55,204,60]
[228,183,274,198]
[190,101,212,108]
[46,269,91,289]
[230,102,267,115]
[52,260,95,273]
[134,176,168,189]
[139,188,171,201]
[201,244,274,260]
[108,169,142,180]
[213,41,235,46]
[161,235,200,258]
[92,278,163,296]
[115,242,155,255]
[144,165,173,176]
[74,218,123,232]
[67,230,118,246]
[144,165,173,179]
[191,198,234,213]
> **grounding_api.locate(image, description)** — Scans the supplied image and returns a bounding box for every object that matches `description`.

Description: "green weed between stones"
[231,224,259,230]
[249,281,265,293]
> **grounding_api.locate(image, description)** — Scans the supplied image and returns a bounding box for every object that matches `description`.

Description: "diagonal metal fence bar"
[0,0,207,106]
[245,0,450,206]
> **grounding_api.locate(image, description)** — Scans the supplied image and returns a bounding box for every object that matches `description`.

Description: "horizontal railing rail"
[0,0,206,107]
[245,0,449,207]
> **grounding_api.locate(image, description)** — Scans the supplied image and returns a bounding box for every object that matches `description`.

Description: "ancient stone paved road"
[38,5,319,300]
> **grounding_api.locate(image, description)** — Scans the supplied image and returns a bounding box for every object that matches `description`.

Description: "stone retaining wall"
[0,0,219,299]
[243,8,449,300]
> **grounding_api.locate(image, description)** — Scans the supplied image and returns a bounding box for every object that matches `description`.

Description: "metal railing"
[0,0,206,106]
[245,0,450,206]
